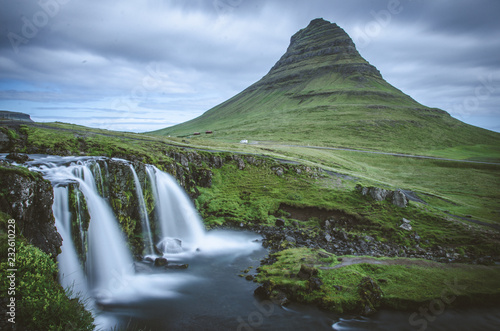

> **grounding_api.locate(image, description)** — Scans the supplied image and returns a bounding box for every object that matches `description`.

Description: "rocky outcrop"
[0,110,33,122]
[356,185,408,208]
[0,162,62,258]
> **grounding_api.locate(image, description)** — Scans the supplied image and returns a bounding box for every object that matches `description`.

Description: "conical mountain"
[152,18,499,153]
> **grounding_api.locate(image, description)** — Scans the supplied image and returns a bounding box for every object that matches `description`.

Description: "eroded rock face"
[0,163,62,258]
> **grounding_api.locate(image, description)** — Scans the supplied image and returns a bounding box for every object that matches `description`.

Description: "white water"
[23,156,262,329]
[146,165,205,253]
[53,186,88,299]
[129,164,155,256]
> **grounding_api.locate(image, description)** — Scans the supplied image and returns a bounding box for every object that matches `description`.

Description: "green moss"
[256,248,500,314]
[0,165,43,181]
[0,238,94,330]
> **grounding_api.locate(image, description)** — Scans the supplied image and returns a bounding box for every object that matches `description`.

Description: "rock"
[400,219,412,231]
[297,264,318,280]
[392,189,408,208]
[0,110,33,122]
[275,218,286,227]
[157,238,183,254]
[357,277,382,316]
[324,233,332,242]
[285,235,296,243]
[358,185,408,208]
[308,277,323,291]
[165,264,189,270]
[367,187,391,201]
[0,164,62,258]
[245,275,254,281]
[154,257,168,267]
[6,153,32,163]
[254,281,273,299]
[275,167,284,177]
[318,251,331,258]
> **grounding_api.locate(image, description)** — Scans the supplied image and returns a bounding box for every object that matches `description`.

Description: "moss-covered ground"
[0,211,94,330]
[256,248,500,314]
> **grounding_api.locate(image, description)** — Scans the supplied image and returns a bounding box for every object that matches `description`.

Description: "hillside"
[151,18,500,154]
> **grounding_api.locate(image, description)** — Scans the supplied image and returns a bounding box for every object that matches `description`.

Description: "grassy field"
[7,122,499,225]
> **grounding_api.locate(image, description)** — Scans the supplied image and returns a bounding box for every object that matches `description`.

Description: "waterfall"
[35,158,133,301]
[129,164,155,256]
[146,165,205,253]
[53,186,88,298]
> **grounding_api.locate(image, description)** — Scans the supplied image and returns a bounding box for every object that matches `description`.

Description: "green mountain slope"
[151,18,499,154]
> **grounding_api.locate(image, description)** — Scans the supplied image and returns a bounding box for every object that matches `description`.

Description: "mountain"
[151,18,499,153]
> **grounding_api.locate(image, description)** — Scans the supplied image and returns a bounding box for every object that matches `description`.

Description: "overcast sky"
[1,0,499,133]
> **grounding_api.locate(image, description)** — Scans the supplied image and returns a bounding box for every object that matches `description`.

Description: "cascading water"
[129,164,155,256]
[146,165,205,253]
[19,155,263,329]
[52,186,88,299]
[31,157,134,301]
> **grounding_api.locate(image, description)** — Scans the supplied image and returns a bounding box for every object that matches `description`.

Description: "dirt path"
[255,142,500,166]
[319,257,494,270]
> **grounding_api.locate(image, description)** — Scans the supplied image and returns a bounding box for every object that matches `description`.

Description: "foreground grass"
[0,212,94,330]
[256,248,500,314]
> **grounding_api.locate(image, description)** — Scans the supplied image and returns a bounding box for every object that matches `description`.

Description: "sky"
[1,0,499,133]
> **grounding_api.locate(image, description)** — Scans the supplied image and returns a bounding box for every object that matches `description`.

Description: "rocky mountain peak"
[260,18,381,88]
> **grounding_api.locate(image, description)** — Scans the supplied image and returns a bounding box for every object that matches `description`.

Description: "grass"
[240,144,500,224]
[0,212,94,330]
[195,160,500,256]
[256,248,500,314]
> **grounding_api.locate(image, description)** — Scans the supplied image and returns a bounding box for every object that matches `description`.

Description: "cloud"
[0,0,499,132]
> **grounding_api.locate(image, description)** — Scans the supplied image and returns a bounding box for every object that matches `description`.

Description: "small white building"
[240,139,248,144]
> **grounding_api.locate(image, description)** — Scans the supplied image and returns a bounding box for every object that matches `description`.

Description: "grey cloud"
[1,0,499,132]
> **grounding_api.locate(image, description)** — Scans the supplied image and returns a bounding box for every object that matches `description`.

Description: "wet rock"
[6,152,32,163]
[165,264,189,270]
[245,275,254,281]
[275,218,286,227]
[154,257,168,267]
[357,276,382,316]
[254,281,273,299]
[157,238,183,254]
[0,164,62,258]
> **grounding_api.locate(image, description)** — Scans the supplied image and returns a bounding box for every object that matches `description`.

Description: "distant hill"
[151,18,499,153]
[0,110,33,122]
